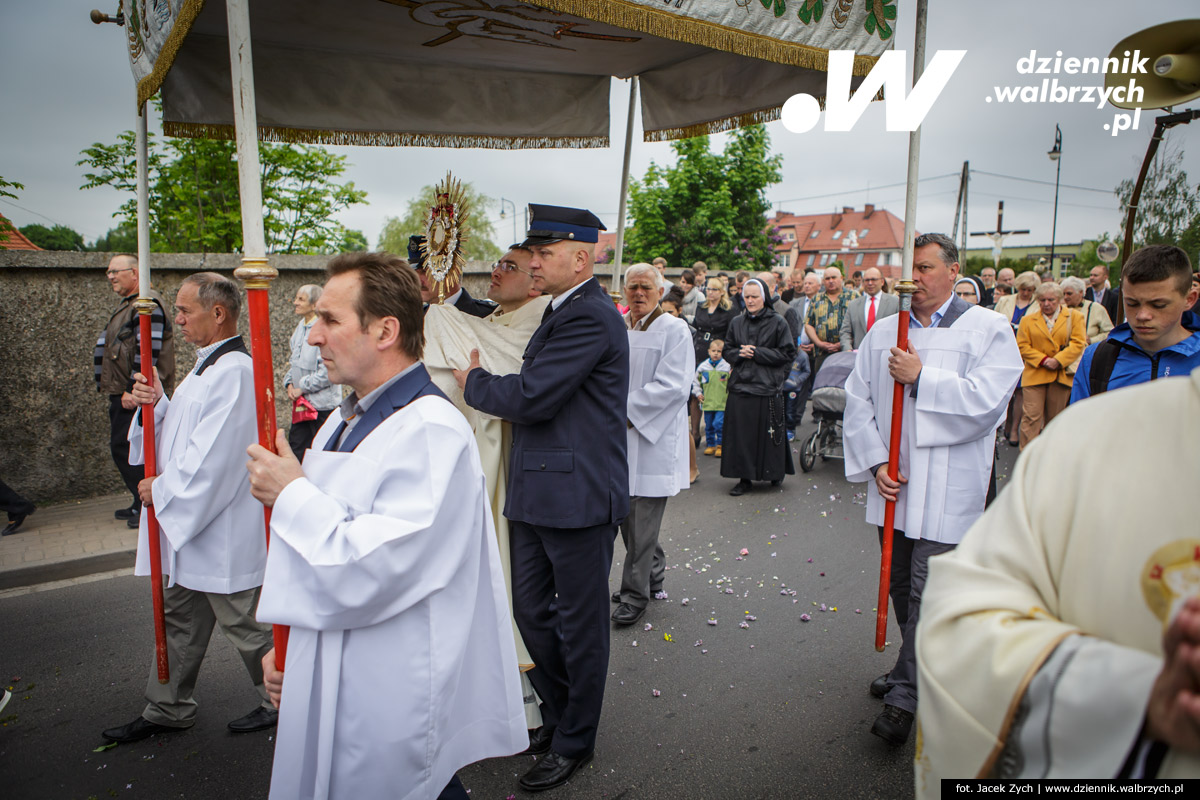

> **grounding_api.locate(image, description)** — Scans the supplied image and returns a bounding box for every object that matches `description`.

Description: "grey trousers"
[617,496,668,609]
[876,528,957,714]
[142,584,274,727]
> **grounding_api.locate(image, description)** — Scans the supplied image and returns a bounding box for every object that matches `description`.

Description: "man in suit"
[454,205,629,792]
[840,267,899,351]
[409,234,497,318]
[1085,264,1120,321]
[787,272,821,430]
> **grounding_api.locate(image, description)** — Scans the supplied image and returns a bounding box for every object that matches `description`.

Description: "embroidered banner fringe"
[162,121,610,149]
[136,0,207,111]
[524,0,879,76]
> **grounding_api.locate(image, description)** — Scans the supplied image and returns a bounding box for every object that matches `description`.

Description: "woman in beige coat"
[1015,281,1087,449]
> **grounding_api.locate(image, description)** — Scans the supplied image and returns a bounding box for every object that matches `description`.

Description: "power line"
[969,189,1118,211]
[0,196,81,231]
[772,173,960,207]
[971,170,1113,194]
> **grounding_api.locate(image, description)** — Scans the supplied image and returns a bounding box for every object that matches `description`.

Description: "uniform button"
[540,463,546,470]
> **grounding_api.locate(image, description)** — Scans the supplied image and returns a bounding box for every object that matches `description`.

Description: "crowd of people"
[67,222,1200,797]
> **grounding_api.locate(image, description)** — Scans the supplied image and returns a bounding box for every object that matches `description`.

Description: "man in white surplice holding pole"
[247,252,526,800]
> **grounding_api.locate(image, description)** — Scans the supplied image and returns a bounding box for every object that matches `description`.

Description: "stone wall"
[0,251,619,505]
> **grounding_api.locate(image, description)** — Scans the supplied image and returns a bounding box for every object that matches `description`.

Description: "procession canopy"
[124,0,894,149]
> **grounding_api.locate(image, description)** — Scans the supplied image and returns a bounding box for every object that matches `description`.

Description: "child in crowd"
[694,339,730,456]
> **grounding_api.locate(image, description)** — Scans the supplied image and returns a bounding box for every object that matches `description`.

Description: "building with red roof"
[0,215,43,251]
[768,205,912,280]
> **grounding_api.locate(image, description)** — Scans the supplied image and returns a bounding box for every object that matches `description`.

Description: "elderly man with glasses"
[94,254,175,526]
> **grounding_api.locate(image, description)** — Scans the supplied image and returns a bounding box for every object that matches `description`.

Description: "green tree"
[0,176,23,237]
[1116,145,1200,249]
[20,223,85,251]
[377,182,502,262]
[91,224,139,253]
[79,124,367,254]
[625,125,783,271]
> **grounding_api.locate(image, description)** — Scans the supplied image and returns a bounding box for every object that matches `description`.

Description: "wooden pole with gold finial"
[226,0,289,668]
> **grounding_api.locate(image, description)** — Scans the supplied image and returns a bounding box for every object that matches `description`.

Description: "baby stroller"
[799,351,856,472]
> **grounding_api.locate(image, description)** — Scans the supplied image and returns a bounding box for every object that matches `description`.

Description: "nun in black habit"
[719,278,797,496]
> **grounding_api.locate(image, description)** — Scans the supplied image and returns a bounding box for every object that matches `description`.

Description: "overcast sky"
[3,1,1198,256]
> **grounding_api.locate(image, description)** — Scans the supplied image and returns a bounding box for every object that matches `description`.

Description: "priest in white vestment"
[612,263,693,628]
[421,247,550,732]
[103,272,275,744]
[248,253,526,800]
[843,234,1022,747]
[916,366,1200,794]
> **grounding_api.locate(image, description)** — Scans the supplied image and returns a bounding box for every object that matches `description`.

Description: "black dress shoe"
[869,672,890,699]
[114,504,140,520]
[611,602,646,626]
[127,516,140,529]
[520,726,554,755]
[101,716,183,743]
[227,706,278,733]
[3,514,29,536]
[729,479,751,497]
[871,704,914,746]
[611,591,621,604]
[519,750,593,792]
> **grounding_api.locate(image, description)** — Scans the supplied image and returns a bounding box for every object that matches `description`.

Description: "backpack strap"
[1088,338,1122,397]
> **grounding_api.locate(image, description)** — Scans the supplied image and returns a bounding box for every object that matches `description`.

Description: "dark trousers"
[510,521,616,758]
[438,775,468,800]
[876,527,956,714]
[109,395,142,509]
[288,409,333,461]
[787,356,815,428]
[0,479,35,520]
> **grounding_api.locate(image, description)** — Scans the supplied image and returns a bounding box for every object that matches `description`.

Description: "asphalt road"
[4,422,1019,800]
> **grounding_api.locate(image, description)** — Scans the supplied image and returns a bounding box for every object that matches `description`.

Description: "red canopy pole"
[226,0,289,669]
[876,0,927,652]
[134,102,169,683]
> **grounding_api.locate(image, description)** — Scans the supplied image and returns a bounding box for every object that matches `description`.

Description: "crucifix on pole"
[970,201,1030,270]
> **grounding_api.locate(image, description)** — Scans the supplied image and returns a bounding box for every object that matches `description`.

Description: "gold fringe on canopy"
[645,106,783,143]
[524,0,880,76]
[162,121,610,149]
[644,84,884,142]
[135,0,207,111]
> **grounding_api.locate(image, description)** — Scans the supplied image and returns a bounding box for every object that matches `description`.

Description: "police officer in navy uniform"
[454,205,629,793]
[409,234,497,318]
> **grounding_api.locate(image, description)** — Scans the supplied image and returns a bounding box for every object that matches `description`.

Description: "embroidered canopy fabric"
[124,0,894,148]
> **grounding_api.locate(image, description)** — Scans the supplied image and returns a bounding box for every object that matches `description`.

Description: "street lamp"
[1047,124,1062,278]
[499,197,517,246]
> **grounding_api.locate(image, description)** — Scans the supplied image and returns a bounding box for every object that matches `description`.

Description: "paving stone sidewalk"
[0,493,136,591]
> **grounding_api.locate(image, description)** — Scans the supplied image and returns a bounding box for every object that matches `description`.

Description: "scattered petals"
[855,609,862,614]
[800,613,812,622]
[739,548,749,556]
[663,633,673,642]
[631,641,638,647]
[654,590,669,600]
[652,689,661,697]
[93,743,118,753]
[644,622,653,631]
[707,618,718,626]
[738,621,750,629]
[681,598,689,606]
